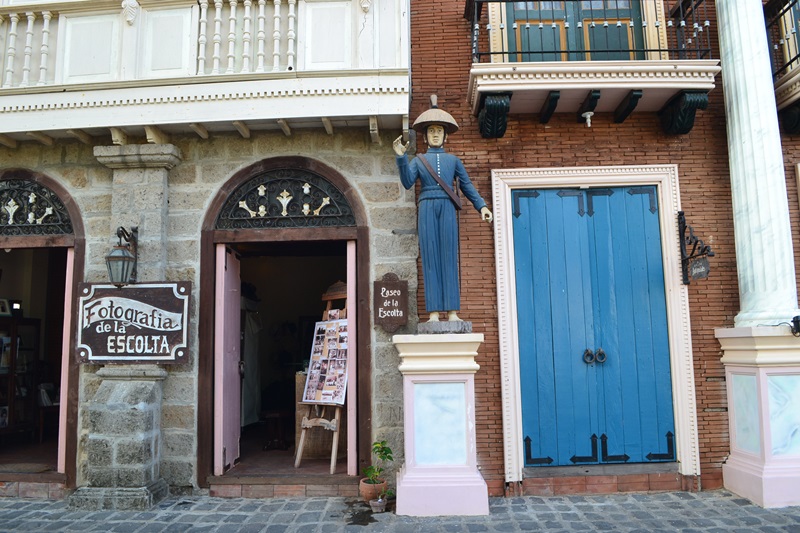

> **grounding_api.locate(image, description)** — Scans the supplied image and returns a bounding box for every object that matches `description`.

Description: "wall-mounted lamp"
[105,226,138,288]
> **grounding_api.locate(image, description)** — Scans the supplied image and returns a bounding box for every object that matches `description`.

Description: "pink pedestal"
[396,464,489,516]
[717,327,800,508]
[392,333,489,516]
[723,454,800,508]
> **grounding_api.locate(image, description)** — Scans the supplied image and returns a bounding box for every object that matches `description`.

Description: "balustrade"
[198,0,296,75]
[0,0,384,89]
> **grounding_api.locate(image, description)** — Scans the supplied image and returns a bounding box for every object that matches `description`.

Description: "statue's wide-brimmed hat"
[412,95,459,134]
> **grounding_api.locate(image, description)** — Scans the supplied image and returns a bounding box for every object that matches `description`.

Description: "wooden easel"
[294,281,347,475]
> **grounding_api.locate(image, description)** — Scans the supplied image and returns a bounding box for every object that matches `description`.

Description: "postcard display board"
[295,317,349,474]
[301,318,348,405]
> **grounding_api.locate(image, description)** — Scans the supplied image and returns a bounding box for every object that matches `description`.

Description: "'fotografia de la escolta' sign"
[76,282,191,364]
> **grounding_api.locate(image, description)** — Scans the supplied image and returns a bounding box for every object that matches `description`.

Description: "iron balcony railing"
[469,0,713,63]
[765,0,800,80]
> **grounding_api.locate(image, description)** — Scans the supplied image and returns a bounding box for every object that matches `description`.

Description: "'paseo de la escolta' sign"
[76,282,191,364]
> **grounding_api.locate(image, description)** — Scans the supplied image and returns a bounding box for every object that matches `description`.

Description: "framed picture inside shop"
[301,318,348,405]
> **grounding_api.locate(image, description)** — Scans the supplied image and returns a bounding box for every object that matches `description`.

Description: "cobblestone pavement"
[0,490,798,532]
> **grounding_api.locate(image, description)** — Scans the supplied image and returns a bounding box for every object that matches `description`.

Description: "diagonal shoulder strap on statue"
[418,154,463,210]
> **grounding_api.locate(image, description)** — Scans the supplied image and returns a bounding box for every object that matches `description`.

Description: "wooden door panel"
[550,191,596,464]
[588,189,628,461]
[515,190,596,465]
[514,191,554,464]
[214,245,241,475]
[515,186,675,468]
[627,187,674,460]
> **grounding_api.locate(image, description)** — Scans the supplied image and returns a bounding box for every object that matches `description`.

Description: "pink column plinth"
[392,333,489,517]
[717,327,800,508]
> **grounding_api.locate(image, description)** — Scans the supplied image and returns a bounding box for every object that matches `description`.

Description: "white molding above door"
[491,165,700,482]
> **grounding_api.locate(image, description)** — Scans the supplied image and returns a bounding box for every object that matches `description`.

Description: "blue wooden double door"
[513,186,675,467]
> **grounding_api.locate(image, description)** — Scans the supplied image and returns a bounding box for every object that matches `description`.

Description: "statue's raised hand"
[393,135,409,156]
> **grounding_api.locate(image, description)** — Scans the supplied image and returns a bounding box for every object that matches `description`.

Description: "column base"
[395,464,489,516]
[68,479,169,510]
[723,455,800,508]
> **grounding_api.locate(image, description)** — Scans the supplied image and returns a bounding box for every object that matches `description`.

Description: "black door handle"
[583,348,607,364]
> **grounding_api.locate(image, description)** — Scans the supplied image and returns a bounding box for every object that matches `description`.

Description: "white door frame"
[491,165,700,482]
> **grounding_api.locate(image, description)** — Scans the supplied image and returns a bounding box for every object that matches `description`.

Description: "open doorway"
[0,248,67,474]
[220,240,349,476]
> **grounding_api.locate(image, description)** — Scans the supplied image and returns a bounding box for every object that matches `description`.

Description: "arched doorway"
[0,169,84,489]
[198,157,371,488]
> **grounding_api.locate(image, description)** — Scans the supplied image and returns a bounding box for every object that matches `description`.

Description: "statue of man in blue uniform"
[393,95,493,322]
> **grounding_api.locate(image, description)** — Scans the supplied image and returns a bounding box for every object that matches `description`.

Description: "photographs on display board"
[301,318,348,405]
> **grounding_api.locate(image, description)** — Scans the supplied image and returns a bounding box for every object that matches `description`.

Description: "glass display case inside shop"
[0,317,40,437]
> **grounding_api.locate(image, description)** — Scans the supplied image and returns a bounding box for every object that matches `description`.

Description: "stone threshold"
[207,473,359,499]
[523,462,678,478]
[514,471,697,496]
[0,480,68,500]
[0,471,66,483]
[208,473,357,485]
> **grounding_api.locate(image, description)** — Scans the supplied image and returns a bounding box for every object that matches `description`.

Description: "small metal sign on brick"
[76,282,191,364]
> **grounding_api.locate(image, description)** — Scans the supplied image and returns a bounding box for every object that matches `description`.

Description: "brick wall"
[409,0,737,492]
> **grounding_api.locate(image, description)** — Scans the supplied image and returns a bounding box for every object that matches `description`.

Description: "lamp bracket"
[115,225,138,285]
[116,226,138,248]
[678,211,714,285]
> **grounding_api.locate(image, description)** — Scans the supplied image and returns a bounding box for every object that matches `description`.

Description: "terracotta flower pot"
[359,478,387,503]
[369,498,387,513]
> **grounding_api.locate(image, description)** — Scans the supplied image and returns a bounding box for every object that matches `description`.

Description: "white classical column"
[717,0,800,327]
[715,0,800,509]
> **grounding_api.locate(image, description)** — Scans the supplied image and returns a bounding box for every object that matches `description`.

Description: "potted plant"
[359,439,393,503]
[369,487,394,513]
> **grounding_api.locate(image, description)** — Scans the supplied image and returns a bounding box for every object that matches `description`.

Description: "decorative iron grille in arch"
[216,168,355,229]
[0,178,74,235]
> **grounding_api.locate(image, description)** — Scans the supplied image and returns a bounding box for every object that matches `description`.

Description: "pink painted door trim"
[57,247,74,474]
[347,240,357,476]
[214,244,241,475]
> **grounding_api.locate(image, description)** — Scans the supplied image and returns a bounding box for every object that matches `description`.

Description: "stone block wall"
[0,127,416,491]
[83,378,161,488]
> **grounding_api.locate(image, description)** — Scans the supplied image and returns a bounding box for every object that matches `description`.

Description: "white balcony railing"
[0,0,408,89]
[0,0,410,140]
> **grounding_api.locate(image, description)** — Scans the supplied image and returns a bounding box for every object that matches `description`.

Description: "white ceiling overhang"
[0,70,410,143]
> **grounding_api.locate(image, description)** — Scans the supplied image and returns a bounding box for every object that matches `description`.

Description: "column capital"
[93,144,182,170]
